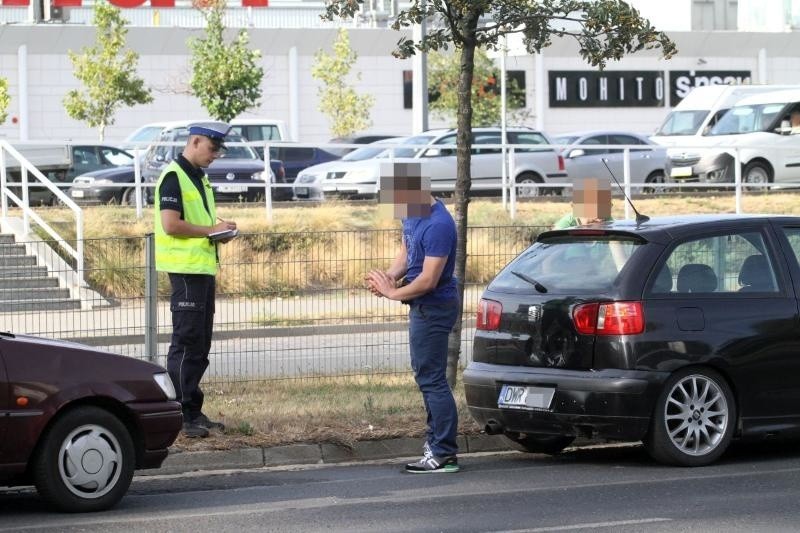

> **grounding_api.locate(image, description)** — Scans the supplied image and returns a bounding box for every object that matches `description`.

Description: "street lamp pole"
[412,0,428,134]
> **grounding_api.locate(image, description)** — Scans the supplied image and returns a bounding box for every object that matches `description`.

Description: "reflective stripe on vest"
[154,160,218,275]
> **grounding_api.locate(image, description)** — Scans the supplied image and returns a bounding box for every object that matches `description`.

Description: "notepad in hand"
[208,228,239,242]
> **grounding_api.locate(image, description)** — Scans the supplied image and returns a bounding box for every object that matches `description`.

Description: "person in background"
[365,162,461,473]
[789,109,800,133]
[154,121,238,438]
[553,177,613,229]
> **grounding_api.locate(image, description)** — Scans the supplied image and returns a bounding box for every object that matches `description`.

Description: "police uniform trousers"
[167,272,215,421]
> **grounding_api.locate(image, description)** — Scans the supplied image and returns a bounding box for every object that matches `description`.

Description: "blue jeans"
[409,301,460,457]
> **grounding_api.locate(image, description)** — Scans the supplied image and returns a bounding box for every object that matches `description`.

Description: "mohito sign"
[2,0,268,6]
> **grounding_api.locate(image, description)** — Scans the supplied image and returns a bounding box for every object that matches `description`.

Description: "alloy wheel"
[663,374,729,457]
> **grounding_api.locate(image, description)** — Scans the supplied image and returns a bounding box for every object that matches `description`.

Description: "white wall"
[2,27,800,144]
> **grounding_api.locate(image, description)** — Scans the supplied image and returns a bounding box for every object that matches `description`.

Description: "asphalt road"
[4,441,800,532]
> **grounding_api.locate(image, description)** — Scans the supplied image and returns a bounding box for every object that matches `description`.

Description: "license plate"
[70,190,84,198]
[498,384,555,410]
[295,187,308,196]
[670,166,692,178]
[218,185,248,193]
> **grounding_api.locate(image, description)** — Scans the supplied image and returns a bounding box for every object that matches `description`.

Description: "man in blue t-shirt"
[366,163,460,473]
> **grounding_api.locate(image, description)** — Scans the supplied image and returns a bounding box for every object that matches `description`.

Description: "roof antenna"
[601,158,650,224]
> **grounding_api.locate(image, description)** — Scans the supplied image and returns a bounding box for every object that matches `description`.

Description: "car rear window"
[489,235,644,294]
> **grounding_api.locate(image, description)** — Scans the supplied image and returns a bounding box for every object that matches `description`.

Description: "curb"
[137,434,513,476]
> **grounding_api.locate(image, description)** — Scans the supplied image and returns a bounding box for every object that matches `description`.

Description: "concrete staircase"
[0,233,82,312]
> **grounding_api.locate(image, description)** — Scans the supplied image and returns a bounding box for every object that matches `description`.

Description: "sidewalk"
[141,434,513,476]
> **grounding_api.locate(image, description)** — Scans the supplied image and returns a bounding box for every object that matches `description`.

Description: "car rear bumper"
[128,401,183,469]
[463,362,669,441]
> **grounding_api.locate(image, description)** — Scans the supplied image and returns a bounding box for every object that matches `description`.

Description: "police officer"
[155,121,238,438]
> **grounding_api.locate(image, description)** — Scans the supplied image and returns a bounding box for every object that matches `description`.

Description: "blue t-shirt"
[402,200,458,305]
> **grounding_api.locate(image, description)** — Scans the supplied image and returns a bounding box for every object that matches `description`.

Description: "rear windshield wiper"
[511,270,547,293]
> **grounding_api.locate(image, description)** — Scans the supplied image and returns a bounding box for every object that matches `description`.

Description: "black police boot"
[182,421,210,438]
[193,413,225,431]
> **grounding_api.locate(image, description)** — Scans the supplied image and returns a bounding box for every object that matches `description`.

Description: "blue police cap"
[188,121,231,144]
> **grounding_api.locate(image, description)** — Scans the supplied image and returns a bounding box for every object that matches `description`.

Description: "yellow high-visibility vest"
[154,160,217,275]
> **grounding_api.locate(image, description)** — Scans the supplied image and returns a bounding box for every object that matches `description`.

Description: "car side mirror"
[423,148,441,157]
[568,148,585,158]
[778,119,792,135]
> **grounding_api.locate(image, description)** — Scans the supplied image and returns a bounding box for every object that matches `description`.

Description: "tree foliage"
[63,1,152,141]
[0,77,9,125]
[189,0,264,122]
[325,0,677,387]
[311,28,375,138]
[428,47,526,126]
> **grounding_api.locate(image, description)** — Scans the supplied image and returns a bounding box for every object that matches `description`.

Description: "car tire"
[644,367,736,467]
[642,171,666,195]
[742,161,771,192]
[516,173,543,198]
[32,406,135,513]
[502,432,575,455]
[121,187,139,206]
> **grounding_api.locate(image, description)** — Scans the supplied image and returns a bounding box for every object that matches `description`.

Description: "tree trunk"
[445,21,478,389]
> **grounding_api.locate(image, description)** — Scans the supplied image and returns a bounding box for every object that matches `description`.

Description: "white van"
[651,84,798,147]
[665,88,800,187]
[229,118,288,159]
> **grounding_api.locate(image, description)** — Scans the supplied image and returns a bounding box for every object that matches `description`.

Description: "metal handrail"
[0,140,84,282]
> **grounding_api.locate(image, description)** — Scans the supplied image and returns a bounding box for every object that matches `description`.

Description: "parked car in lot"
[7,144,136,206]
[552,130,667,193]
[325,133,398,157]
[267,145,341,181]
[320,127,567,199]
[142,123,289,202]
[119,121,181,152]
[229,117,288,158]
[0,331,182,511]
[665,89,800,190]
[293,136,418,200]
[464,214,800,466]
[69,165,140,205]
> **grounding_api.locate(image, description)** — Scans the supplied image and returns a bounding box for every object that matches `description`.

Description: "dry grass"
[30,193,800,299]
[173,373,482,452]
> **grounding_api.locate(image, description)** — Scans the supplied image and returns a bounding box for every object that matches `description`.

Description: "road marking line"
[498,518,672,532]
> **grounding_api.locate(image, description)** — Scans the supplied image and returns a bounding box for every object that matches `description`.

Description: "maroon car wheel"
[32,406,135,513]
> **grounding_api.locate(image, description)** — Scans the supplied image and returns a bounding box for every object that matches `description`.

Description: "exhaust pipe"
[484,419,504,435]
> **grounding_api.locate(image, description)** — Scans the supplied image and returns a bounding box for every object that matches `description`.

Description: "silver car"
[553,130,667,194]
[319,127,567,199]
[293,137,418,200]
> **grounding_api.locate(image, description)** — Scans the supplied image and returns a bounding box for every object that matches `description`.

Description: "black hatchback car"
[464,214,800,466]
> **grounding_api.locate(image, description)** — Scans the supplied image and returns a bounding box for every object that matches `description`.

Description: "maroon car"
[0,332,182,512]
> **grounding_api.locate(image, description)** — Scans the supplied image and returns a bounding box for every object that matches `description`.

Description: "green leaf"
[0,77,10,125]
[188,0,264,122]
[310,28,374,138]
[63,1,152,141]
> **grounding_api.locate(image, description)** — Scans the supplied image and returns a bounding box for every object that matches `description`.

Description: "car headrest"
[738,254,772,291]
[677,263,717,293]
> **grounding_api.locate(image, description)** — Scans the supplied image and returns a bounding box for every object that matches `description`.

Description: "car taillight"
[572,301,644,335]
[477,298,502,330]
[557,154,565,171]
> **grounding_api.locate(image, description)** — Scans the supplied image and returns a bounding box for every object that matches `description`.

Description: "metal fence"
[1,225,542,383]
